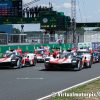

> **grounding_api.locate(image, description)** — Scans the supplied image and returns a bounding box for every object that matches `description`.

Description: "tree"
[92,28,100,31]
[13,28,20,34]
[76,27,85,34]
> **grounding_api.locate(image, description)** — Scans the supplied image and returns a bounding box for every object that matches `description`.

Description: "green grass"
[50,79,100,100]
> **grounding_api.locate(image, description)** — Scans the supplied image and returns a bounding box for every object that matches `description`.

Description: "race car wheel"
[14,59,22,69]
[29,60,33,66]
[81,63,84,69]
[75,61,82,71]
[45,67,51,71]
[87,61,92,68]
[45,64,51,71]
[33,59,36,66]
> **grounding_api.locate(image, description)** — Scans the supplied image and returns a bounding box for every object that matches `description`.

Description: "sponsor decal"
[0,57,9,62]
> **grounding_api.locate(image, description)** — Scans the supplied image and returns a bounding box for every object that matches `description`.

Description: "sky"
[14,0,100,31]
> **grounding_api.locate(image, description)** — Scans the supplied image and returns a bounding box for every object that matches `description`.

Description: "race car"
[82,54,92,67]
[22,53,37,66]
[93,52,100,63]
[45,52,83,71]
[44,54,54,62]
[34,49,45,62]
[34,48,50,62]
[0,52,22,68]
[77,49,92,68]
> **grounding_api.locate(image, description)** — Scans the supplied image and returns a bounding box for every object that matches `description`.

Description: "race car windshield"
[59,54,65,58]
[65,53,72,58]
[60,53,71,58]
[4,53,13,58]
[77,51,90,56]
[37,50,44,54]
[4,52,19,58]
[93,53,98,56]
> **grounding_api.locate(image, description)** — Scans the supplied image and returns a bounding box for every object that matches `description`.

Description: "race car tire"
[14,59,22,69]
[45,68,50,71]
[45,65,51,71]
[81,63,84,69]
[87,61,92,68]
[33,59,36,66]
[46,68,52,71]
[74,61,82,71]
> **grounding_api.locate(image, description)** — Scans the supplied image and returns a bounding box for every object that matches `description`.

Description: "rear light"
[22,59,24,64]
[32,59,34,62]
[25,58,29,61]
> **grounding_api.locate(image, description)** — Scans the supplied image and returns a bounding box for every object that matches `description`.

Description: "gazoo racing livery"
[0,52,22,68]
[35,49,45,62]
[22,53,37,66]
[44,54,54,62]
[45,52,83,71]
[77,49,92,68]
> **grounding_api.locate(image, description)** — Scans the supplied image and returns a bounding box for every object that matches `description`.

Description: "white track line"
[37,76,100,100]
[16,78,44,80]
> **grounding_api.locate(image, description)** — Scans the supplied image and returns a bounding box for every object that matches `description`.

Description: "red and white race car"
[34,49,45,62]
[22,53,37,66]
[35,49,50,62]
[77,49,92,68]
[44,54,54,62]
[82,54,92,67]
[45,52,83,71]
[0,51,22,68]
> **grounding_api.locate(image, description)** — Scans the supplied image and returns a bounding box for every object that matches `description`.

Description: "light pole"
[71,0,76,44]
[72,18,76,43]
[6,33,8,44]
[21,24,24,33]
[20,24,24,43]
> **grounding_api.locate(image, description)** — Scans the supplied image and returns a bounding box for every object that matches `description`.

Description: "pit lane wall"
[0,43,72,57]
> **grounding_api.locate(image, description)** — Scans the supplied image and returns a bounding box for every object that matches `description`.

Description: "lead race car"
[45,52,83,71]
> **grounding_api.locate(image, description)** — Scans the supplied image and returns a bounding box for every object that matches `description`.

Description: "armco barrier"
[0,43,72,57]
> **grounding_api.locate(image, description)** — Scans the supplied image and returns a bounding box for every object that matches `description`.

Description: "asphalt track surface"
[0,63,100,100]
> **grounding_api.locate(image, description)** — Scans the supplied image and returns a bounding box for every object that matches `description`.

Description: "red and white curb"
[37,76,100,100]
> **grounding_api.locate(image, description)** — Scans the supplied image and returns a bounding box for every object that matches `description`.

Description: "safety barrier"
[0,43,72,57]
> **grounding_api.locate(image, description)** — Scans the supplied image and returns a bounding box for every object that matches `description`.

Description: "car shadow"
[39,69,77,72]
[0,67,16,70]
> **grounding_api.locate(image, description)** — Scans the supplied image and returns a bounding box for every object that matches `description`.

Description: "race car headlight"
[72,60,77,63]
[45,61,50,63]
[11,60,16,62]
[45,58,50,61]
[45,62,49,65]
[43,55,47,58]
